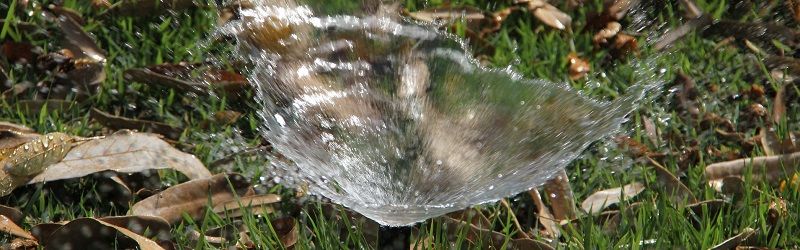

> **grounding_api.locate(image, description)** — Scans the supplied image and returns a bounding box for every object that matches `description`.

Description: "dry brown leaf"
[131,173,251,224]
[773,83,788,124]
[30,222,65,242]
[531,3,572,30]
[54,11,105,63]
[4,238,38,249]
[3,132,72,177]
[642,116,659,146]
[29,130,211,184]
[580,182,645,214]
[212,194,281,218]
[612,33,638,57]
[0,214,34,240]
[789,0,800,23]
[760,128,797,156]
[705,151,800,184]
[543,170,578,221]
[0,131,39,152]
[0,122,34,134]
[653,15,712,51]
[0,205,23,225]
[99,215,171,242]
[271,217,298,248]
[593,21,621,45]
[709,228,757,250]
[647,157,697,204]
[90,108,183,139]
[406,6,486,23]
[567,53,591,80]
[43,218,163,250]
[528,189,560,239]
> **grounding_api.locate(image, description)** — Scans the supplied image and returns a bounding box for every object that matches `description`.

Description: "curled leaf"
[29,130,211,184]
[0,214,34,240]
[543,170,578,220]
[581,182,645,214]
[131,173,251,224]
[705,151,800,184]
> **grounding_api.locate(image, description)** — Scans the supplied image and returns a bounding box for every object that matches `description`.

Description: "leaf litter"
[1,0,800,249]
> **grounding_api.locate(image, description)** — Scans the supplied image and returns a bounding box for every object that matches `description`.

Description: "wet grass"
[1,0,799,249]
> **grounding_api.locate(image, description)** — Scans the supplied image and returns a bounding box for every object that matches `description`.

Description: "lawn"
[1,0,799,249]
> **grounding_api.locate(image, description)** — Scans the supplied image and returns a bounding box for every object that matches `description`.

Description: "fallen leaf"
[0,122,34,134]
[0,214,34,240]
[29,130,210,184]
[789,0,800,23]
[53,11,106,63]
[2,132,73,177]
[99,215,171,242]
[531,3,572,30]
[131,173,251,224]
[773,82,789,124]
[647,157,697,204]
[528,189,560,239]
[642,116,659,146]
[580,182,645,214]
[271,217,298,248]
[705,151,800,184]
[90,108,183,139]
[43,218,163,250]
[0,130,39,151]
[30,222,65,242]
[543,170,578,221]
[567,53,591,80]
[124,67,206,95]
[0,205,23,225]
[760,128,797,156]
[212,194,281,218]
[4,238,38,249]
[611,32,638,57]
[709,228,757,250]
[406,6,486,23]
[654,15,712,51]
[593,21,621,45]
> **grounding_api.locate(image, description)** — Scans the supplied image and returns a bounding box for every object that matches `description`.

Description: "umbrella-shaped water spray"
[221,0,658,226]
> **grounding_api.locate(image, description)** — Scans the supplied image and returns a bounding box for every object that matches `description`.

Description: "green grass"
[1,0,799,249]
